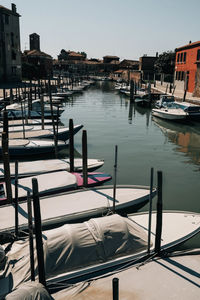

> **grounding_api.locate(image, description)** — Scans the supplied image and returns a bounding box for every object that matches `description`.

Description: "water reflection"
[127,100,151,127]
[153,117,200,166]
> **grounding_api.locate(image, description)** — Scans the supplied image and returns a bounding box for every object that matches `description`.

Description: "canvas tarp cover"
[5,282,53,300]
[1,214,149,292]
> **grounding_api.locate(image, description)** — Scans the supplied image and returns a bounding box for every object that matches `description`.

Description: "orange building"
[175,41,200,93]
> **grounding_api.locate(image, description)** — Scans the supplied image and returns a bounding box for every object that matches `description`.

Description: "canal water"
[60,81,200,211]
[59,80,200,247]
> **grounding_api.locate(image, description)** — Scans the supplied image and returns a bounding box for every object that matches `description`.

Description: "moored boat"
[0,185,156,233]
[152,107,188,121]
[0,158,104,179]
[0,171,112,205]
[0,138,67,157]
[4,124,83,141]
[0,210,199,295]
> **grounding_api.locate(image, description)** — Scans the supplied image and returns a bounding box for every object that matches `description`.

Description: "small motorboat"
[0,119,56,127]
[152,107,188,121]
[0,158,104,179]
[0,171,112,204]
[0,109,62,120]
[0,138,67,157]
[0,185,156,233]
[5,124,83,141]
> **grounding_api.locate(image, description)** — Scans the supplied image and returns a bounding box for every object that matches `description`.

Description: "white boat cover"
[1,139,30,146]
[1,215,148,291]
[5,282,53,300]
[0,159,103,178]
[8,170,77,198]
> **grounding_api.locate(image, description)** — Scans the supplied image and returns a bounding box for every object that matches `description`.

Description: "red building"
[175,41,200,93]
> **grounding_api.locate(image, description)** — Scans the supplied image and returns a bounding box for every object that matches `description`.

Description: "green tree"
[154,51,175,75]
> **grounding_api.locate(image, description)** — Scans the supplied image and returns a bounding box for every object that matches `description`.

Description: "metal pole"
[69,118,74,172]
[14,160,19,238]
[154,171,163,254]
[113,145,118,213]
[32,178,46,286]
[112,277,119,300]
[147,167,154,254]
[27,190,35,281]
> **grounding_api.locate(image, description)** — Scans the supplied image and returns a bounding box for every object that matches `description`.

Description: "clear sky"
[1,0,200,60]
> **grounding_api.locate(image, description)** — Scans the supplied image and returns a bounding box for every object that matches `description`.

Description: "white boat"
[0,211,199,295]
[0,185,156,233]
[4,99,63,113]
[175,101,200,121]
[0,138,66,157]
[155,95,175,108]
[0,109,61,120]
[155,95,200,121]
[4,124,83,141]
[0,170,112,204]
[60,248,200,300]
[152,107,188,121]
[0,119,56,127]
[0,158,104,179]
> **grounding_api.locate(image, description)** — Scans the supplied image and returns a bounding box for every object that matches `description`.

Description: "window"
[11,33,14,47]
[4,14,9,25]
[183,52,187,63]
[197,49,200,61]
[12,66,17,75]
[180,52,183,62]
[177,53,180,62]
[12,51,16,60]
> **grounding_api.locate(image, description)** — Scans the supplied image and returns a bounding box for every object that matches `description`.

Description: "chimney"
[189,40,192,44]
[11,3,17,13]
[156,52,158,57]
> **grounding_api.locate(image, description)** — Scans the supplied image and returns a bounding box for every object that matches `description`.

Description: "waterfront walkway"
[152,82,200,105]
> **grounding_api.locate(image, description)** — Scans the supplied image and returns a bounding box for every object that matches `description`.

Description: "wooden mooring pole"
[14,160,19,238]
[147,167,154,254]
[69,118,74,172]
[154,171,163,254]
[2,132,12,203]
[113,145,118,213]
[27,190,35,281]
[112,277,119,300]
[32,178,46,286]
[130,80,134,102]
[48,79,58,158]
[82,130,88,187]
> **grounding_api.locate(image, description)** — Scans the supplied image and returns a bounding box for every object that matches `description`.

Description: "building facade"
[175,41,200,94]
[22,33,53,79]
[139,55,158,81]
[0,4,22,83]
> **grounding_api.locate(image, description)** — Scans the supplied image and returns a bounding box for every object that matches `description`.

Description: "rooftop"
[0,4,20,17]
[175,41,200,52]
